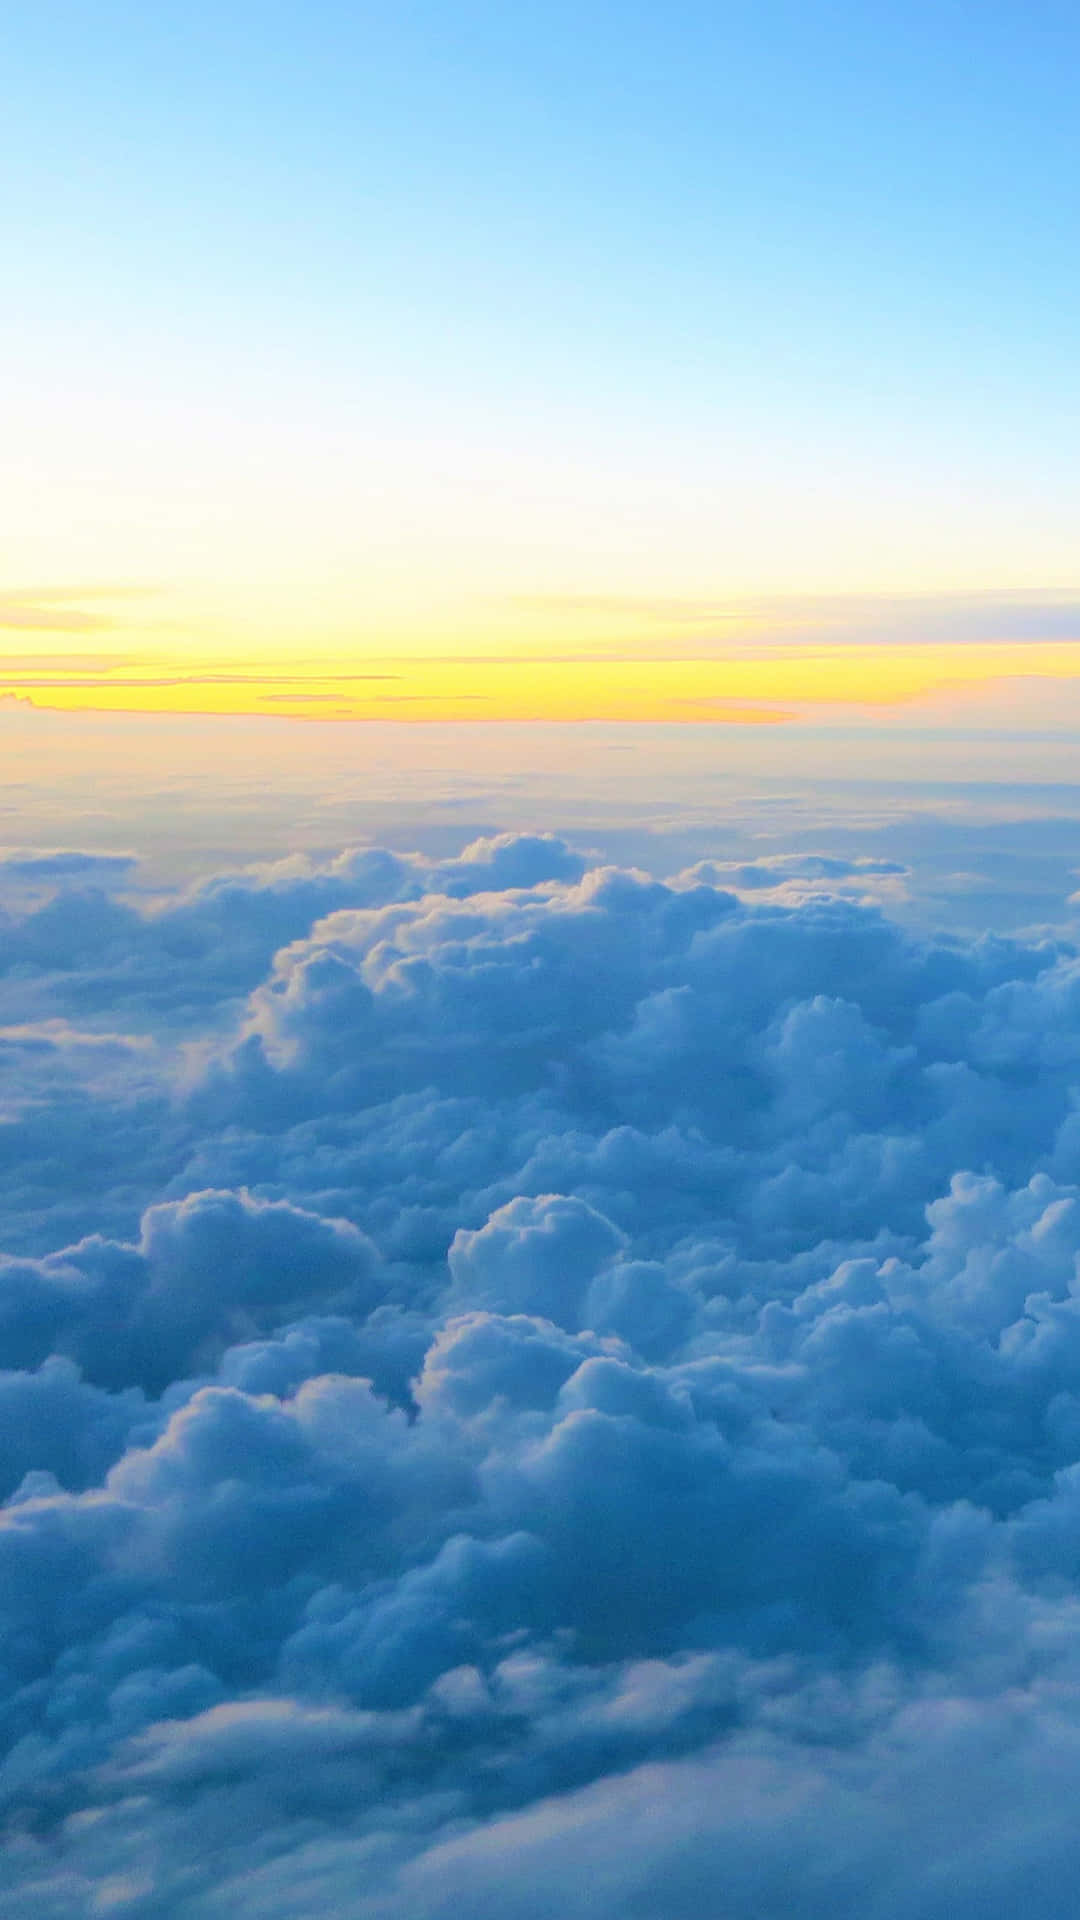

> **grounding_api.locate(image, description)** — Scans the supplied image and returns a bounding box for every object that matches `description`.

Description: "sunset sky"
[5,1,1080,716]
[10,10,1080,1917]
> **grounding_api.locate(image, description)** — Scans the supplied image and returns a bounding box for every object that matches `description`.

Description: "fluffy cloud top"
[3,832,1080,1913]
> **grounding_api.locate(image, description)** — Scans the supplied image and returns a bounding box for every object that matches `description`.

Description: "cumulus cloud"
[6,831,1080,1910]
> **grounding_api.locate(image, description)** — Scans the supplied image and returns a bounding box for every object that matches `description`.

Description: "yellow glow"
[3,640,1080,721]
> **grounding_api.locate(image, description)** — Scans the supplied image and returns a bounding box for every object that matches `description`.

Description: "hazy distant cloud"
[0,683,403,698]
[0,586,157,632]
[663,699,797,722]
[0,849,138,881]
[505,587,1080,647]
[6,831,1080,1910]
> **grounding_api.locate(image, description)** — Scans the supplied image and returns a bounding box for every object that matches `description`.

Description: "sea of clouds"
[5,826,1080,1913]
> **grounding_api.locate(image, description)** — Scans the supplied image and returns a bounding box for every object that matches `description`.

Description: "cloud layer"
[4,832,1080,1913]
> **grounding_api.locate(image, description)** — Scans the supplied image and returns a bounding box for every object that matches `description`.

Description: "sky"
[4,1,1080,714]
[10,8,1080,1917]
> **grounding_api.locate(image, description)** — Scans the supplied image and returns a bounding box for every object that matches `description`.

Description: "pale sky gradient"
[3,1,1080,706]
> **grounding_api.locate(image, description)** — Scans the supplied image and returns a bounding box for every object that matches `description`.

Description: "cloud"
[0,850,138,883]
[0,587,155,633]
[0,1188,381,1395]
[501,587,1080,647]
[7,831,1080,1908]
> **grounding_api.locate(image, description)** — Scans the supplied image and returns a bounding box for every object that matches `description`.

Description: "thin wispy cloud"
[505,588,1080,648]
[0,587,160,632]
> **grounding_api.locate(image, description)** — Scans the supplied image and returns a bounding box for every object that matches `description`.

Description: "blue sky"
[3,0,1079,661]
